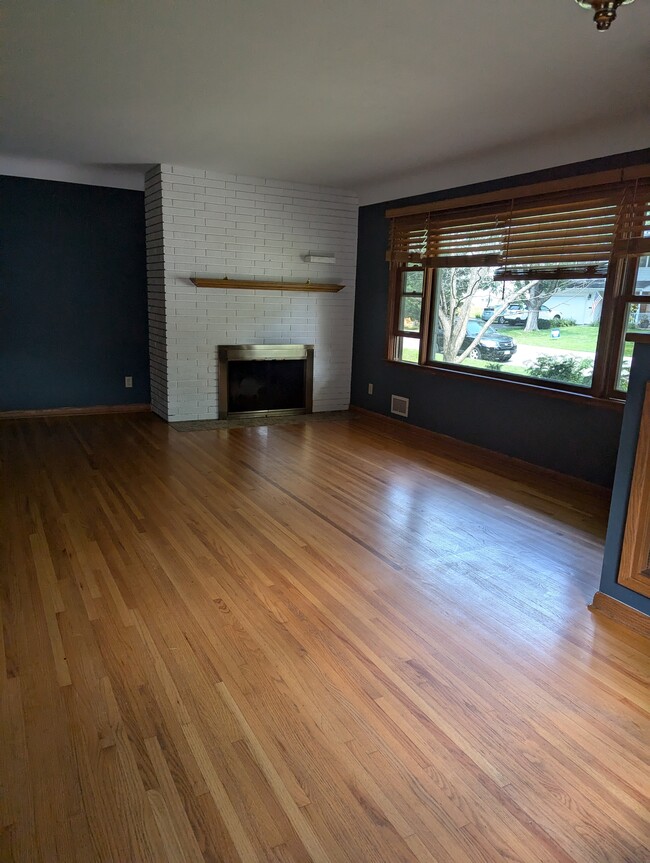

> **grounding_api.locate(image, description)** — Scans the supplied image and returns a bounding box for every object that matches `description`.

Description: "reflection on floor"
[1,411,647,862]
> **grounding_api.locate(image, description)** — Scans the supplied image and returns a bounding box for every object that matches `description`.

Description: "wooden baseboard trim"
[589,592,650,638]
[0,403,151,420]
[350,405,611,499]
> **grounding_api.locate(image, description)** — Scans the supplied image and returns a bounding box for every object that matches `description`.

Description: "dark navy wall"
[598,342,650,615]
[351,148,650,487]
[1,175,149,410]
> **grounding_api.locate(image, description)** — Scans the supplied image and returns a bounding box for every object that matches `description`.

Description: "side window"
[393,269,425,364]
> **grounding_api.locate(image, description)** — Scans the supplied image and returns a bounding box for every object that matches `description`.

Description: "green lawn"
[497,324,597,351]
[399,320,633,378]
[450,357,532,377]
[399,326,600,362]
[399,349,594,387]
[496,323,634,357]
[401,325,605,358]
[399,346,420,363]
[400,348,540,379]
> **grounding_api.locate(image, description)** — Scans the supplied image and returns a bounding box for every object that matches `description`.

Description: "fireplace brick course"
[144,164,358,421]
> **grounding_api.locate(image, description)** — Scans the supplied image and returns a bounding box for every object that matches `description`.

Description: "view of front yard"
[396,260,648,392]
[399,322,634,387]
[498,325,633,357]
[499,325,598,351]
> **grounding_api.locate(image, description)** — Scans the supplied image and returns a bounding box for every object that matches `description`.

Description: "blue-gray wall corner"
[0,175,150,411]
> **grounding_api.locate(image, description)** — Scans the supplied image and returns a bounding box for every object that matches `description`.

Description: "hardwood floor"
[1,411,648,863]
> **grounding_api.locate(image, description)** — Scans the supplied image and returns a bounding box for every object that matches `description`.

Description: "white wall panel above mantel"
[145,164,359,422]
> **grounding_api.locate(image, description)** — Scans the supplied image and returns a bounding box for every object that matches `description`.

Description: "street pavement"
[507,341,594,366]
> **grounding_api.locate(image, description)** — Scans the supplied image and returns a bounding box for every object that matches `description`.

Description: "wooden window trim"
[388,265,426,359]
[387,257,631,402]
[593,257,626,398]
[385,357,625,411]
[617,383,650,597]
[385,165,650,219]
[418,269,434,365]
[604,259,649,398]
[386,168,650,404]
[626,332,650,345]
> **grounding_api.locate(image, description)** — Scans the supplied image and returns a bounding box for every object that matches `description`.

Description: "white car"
[482,302,561,325]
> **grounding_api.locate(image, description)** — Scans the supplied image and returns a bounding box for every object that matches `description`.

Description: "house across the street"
[545,281,605,324]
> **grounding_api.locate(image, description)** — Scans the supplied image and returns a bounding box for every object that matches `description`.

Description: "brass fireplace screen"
[217,344,314,420]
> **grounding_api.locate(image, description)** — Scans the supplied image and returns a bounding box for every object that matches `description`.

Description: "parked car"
[438,320,517,362]
[481,302,561,325]
[463,320,517,361]
[481,304,506,322]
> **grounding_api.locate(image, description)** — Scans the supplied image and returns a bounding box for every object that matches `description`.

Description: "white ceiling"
[2,0,649,203]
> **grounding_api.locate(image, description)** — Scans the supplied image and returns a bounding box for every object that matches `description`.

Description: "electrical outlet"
[368,383,374,395]
[124,376,133,388]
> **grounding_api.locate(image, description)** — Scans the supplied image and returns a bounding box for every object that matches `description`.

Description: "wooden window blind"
[386,178,650,278]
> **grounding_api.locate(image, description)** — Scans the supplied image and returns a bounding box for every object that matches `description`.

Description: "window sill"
[385,358,625,411]
[625,332,650,345]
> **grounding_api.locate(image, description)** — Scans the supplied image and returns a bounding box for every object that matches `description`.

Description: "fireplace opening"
[218,345,314,419]
[229,359,306,413]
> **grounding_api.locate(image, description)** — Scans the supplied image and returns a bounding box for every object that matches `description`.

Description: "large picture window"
[429,266,605,389]
[386,169,650,400]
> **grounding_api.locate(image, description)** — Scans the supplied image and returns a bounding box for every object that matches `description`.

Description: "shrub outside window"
[428,266,605,389]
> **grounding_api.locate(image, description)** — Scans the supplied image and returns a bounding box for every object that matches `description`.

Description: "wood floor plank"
[144,736,206,863]
[29,532,72,688]
[0,677,38,863]
[1,412,648,862]
[182,721,260,862]
[217,681,332,863]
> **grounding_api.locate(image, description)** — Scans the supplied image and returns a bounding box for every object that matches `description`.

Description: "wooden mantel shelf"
[191,277,344,293]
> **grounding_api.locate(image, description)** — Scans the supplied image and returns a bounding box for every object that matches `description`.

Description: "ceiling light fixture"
[575,0,636,31]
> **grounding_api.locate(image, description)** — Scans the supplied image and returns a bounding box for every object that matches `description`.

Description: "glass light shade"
[575,0,635,6]
[575,0,637,30]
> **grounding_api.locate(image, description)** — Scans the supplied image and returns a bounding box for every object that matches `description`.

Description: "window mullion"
[608,258,642,397]
[589,258,626,398]
[386,265,401,360]
[419,269,434,365]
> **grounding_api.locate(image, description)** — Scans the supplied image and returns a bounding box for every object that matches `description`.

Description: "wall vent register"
[391,395,410,417]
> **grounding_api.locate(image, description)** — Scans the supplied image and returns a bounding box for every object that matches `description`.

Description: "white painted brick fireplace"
[144,164,358,421]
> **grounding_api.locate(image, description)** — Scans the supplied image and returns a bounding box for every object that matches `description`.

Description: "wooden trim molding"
[589,592,650,638]
[384,358,625,411]
[191,278,344,293]
[385,164,650,219]
[617,383,650,597]
[625,332,650,345]
[0,403,151,420]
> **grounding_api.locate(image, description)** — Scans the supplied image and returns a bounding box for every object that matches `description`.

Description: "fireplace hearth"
[218,344,314,419]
